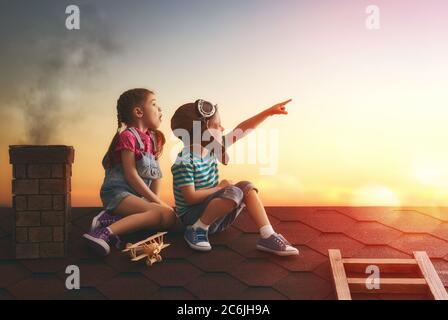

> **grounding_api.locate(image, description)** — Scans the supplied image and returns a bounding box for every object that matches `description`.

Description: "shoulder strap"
[150,131,158,154]
[127,127,145,151]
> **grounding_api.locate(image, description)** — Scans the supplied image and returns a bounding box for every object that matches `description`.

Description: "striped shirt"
[171,150,219,217]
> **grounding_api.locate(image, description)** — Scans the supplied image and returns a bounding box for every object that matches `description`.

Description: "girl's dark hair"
[102,88,165,169]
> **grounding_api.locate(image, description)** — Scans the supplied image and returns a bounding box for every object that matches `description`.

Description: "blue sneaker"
[90,210,121,231]
[83,227,112,256]
[184,226,212,252]
[256,233,299,256]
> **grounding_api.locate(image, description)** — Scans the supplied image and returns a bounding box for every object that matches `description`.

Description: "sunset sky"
[1,0,448,207]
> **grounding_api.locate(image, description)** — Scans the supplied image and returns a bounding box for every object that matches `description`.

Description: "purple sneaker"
[256,233,299,256]
[83,227,112,256]
[90,210,121,231]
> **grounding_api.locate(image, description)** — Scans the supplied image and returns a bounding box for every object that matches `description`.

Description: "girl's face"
[206,110,225,142]
[139,93,162,130]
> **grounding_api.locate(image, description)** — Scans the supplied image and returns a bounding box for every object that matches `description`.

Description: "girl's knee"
[142,209,163,225]
[160,210,177,229]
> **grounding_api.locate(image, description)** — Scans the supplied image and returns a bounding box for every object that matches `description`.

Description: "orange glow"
[1,1,448,207]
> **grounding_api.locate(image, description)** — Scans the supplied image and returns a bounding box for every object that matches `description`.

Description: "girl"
[83,88,176,256]
[170,99,298,256]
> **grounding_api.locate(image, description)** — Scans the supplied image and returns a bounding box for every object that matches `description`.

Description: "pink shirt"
[111,127,155,166]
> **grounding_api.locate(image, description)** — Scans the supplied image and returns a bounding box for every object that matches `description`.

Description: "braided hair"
[102,88,165,169]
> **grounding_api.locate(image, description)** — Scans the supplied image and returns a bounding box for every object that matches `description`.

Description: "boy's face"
[206,111,224,142]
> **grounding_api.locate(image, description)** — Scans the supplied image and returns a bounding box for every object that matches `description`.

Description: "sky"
[1,0,448,207]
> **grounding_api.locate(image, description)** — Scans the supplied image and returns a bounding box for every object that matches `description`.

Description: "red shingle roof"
[0,206,447,300]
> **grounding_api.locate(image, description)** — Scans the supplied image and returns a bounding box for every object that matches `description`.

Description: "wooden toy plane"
[122,232,170,266]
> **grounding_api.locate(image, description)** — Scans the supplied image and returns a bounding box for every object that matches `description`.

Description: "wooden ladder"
[328,249,448,300]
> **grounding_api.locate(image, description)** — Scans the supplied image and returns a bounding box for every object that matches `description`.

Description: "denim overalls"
[100,127,162,212]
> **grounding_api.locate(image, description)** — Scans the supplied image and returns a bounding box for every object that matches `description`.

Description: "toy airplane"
[122,232,170,266]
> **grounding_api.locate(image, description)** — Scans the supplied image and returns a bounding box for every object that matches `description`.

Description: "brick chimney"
[9,145,75,259]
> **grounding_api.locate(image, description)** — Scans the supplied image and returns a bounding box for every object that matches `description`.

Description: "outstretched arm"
[224,99,292,146]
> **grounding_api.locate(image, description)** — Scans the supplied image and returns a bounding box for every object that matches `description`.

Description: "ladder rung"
[342,258,418,273]
[347,277,428,294]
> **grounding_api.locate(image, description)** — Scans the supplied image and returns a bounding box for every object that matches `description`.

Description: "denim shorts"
[100,166,153,212]
[179,181,258,234]
[100,127,162,212]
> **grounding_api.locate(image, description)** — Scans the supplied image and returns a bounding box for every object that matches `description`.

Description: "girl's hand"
[265,99,292,116]
[163,204,174,211]
[158,201,173,210]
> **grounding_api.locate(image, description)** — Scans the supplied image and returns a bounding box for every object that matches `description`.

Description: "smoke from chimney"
[0,2,120,144]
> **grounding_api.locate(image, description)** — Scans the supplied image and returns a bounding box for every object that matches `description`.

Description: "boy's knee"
[234,181,258,197]
[220,186,244,208]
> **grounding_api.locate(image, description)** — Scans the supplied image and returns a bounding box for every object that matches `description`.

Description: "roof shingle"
[0,206,447,300]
